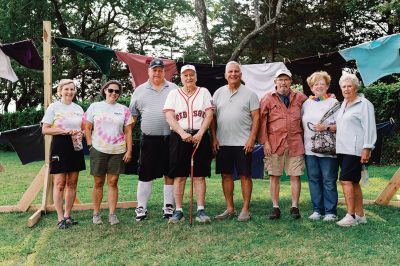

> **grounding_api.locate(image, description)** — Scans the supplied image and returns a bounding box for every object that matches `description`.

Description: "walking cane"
[189,143,200,226]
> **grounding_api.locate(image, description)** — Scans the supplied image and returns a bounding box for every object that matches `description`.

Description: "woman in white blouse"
[335,73,377,227]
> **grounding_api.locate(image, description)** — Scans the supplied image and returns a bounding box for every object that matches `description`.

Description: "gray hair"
[225,61,241,73]
[339,73,360,90]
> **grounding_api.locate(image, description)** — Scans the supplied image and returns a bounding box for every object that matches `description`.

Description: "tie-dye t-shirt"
[42,101,84,130]
[85,101,133,154]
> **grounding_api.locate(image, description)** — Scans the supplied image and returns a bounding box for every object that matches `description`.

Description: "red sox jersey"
[163,87,214,130]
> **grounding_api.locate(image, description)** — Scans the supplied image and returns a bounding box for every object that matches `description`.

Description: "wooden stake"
[27,210,42,228]
[17,165,45,211]
[375,168,400,205]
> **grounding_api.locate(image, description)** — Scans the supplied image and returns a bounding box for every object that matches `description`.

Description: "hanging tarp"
[285,51,347,101]
[0,39,43,70]
[339,33,400,86]
[116,52,177,88]
[55,37,116,76]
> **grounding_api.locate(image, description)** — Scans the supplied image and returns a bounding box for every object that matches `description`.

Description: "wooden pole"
[27,21,52,227]
[41,20,53,211]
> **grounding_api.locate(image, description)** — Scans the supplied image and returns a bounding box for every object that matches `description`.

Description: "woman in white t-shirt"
[85,80,133,226]
[42,79,85,229]
[301,71,339,222]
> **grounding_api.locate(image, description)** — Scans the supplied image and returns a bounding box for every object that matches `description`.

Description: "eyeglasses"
[107,88,120,94]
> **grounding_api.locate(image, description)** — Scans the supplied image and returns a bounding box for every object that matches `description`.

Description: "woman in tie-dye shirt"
[42,79,85,229]
[85,80,133,225]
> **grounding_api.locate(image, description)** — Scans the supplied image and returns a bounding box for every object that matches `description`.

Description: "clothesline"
[1,33,400,95]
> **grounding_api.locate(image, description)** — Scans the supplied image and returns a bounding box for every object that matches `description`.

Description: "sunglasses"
[107,88,120,94]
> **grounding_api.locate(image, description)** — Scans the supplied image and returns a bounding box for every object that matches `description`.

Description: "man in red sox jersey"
[163,64,214,224]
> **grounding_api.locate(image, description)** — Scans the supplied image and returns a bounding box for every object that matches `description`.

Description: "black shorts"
[168,131,212,178]
[138,134,170,182]
[216,146,252,177]
[337,154,362,183]
[50,135,86,174]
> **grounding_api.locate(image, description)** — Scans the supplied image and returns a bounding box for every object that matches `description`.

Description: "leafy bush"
[360,80,400,123]
[0,97,141,150]
[360,80,400,164]
[1,87,399,164]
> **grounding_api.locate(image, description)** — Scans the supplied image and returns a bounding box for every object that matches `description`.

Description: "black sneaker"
[135,206,148,221]
[162,204,174,219]
[290,207,301,219]
[168,210,184,224]
[57,219,68,229]
[65,216,78,225]
[269,207,281,220]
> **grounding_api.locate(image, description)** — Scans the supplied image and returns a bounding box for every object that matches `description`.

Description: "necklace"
[309,94,329,102]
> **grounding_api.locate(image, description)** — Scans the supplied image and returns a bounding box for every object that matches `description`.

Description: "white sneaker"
[323,214,338,222]
[162,204,174,219]
[337,213,357,227]
[308,212,322,220]
[135,206,148,221]
[355,214,367,224]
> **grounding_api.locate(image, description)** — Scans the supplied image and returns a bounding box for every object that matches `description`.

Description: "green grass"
[0,151,399,265]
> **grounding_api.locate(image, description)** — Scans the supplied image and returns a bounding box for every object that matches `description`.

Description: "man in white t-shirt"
[211,61,260,222]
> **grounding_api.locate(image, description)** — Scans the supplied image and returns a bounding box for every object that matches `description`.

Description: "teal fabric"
[55,37,116,76]
[339,33,400,86]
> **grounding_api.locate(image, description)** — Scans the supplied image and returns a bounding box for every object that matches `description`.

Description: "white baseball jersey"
[163,87,214,130]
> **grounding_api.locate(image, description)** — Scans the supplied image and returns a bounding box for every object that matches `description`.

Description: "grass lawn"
[0,151,399,265]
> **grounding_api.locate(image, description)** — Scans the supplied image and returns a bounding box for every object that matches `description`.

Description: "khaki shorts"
[265,145,305,177]
[90,147,125,176]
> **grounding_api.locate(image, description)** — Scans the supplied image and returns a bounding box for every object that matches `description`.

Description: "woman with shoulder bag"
[301,71,340,222]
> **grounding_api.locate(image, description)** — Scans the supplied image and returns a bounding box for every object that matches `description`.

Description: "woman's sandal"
[65,216,78,225]
[57,219,68,229]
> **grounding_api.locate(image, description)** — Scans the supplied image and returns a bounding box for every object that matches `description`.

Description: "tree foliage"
[0,0,190,111]
[186,0,400,63]
[1,0,400,111]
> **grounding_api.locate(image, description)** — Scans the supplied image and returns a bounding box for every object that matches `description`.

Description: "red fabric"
[259,89,307,156]
[115,51,178,88]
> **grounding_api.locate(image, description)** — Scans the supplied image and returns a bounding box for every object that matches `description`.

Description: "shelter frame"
[0,21,136,227]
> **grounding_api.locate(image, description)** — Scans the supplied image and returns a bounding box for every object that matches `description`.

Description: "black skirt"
[49,135,86,174]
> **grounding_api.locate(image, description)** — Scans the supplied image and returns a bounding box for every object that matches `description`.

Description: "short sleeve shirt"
[213,84,260,146]
[85,101,133,154]
[42,101,84,130]
[129,80,178,135]
[163,87,214,130]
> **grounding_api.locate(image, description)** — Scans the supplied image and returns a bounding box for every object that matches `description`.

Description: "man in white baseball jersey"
[163,64,214,224]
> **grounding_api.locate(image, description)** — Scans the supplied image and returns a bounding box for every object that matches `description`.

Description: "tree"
[0,0,192,112]
[0,0,52,111]
[194,0,283,62]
